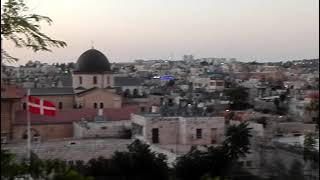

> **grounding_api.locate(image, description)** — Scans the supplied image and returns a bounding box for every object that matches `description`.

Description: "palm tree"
[222,122,253,179]
[223,122,253,160]
[303,132,318,179]
[305,100,319,129]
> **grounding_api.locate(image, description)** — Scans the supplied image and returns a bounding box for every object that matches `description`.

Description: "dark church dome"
[75,49,111,73]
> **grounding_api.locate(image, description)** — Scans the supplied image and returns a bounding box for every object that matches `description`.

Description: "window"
[106,76,110,85]
[210,82,215,86]
[93,76,97,84]
[79,76,83,84]
[196,129,202,139]
[216,82,224,86]
[100,103,104,109]
[140,107,145,112]
[101,126,107,130]
[94,103,98,109]
[238,161,244,167]
[246,161,252,167]
[23,102,27,110]
[152,128,159,143]
[312,117,317,122]
[59,102,63,109]
[69,142,76,145]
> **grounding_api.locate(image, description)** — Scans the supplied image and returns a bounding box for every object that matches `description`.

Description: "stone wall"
[276,122,316,134]
[1,100,13,140]
[72,73,114,89]
[73,120,131,138]
[1,99,21,141]
[76,89,122,109]
[3,139,132,162]
[12,123,73,142]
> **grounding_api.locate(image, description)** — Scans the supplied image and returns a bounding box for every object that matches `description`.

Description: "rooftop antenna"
[91,40,94,49]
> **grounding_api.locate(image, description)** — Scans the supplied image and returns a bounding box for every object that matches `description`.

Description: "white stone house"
[191,76,225,92]
[131,114,225,146]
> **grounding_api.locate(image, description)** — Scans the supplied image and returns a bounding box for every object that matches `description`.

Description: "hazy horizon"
[2,0,319,66]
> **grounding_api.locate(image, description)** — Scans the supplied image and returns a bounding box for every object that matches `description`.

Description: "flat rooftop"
[2,138,133,162]
[273,135,319,150]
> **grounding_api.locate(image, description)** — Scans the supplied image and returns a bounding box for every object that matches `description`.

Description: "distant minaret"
[91,40,94,49]
[168,52,174,61]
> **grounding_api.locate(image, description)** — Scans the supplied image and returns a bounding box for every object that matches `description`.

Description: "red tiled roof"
[14,105,140,125]
[1,85,26,99]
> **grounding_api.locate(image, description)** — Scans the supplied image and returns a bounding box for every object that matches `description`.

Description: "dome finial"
[91,40,94,49]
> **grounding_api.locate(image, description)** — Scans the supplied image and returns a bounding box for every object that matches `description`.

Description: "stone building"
[113,76,144,96]
[13,105,139,142]
[1,85,25,143]
[1,49,142,143]
[72,48,114,91]
[72,48,144,96]
[191,73,225,92]
[131,114,225,153]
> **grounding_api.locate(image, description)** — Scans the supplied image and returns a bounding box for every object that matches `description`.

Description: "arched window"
[100,103,104,109]
[94,103,98,109]
[79,76,83,84]
[23,102,27,110]
[124,89,130,97]
[93,76,97,85]
[22,129,40,141]
[133,89,139,97]
[59,102,63,109]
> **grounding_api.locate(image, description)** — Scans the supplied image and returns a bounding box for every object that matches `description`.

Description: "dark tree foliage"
[200,61,209,66]
[223,122,253,160]
[303,132,318,165]
[1,0,67,62]
[267,159,288,180]
[1,150,92,180]
[174,147,213,180]
[279,94,287,102]
[287,160,304,180]
[1,149,27,178]
[230,163,265,180]
[224,87,251,110]
[111,140,169,180]
[175,122,253,180]
[167,79,175,87]
[73,140,169,180]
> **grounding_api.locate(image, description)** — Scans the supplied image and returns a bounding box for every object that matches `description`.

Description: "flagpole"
[27,88,31,164]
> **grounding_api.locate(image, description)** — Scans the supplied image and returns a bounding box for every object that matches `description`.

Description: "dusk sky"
[2,0,319,66]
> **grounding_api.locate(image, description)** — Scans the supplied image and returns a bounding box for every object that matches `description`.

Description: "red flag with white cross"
[28,96,56,116]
